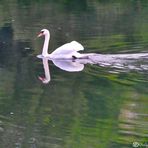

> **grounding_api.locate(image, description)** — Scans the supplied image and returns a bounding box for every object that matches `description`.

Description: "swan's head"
[38,29,50,37]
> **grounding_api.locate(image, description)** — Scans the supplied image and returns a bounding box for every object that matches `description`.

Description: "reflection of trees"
[0,0,147,52]
[117,86,148,145]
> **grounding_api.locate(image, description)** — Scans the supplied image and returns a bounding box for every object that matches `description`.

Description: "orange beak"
[37,32,44,37]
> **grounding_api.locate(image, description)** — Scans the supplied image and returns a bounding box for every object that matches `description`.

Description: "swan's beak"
[37,32,43,37]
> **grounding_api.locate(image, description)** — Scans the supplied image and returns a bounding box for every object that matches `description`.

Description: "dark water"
[0,0,148,148]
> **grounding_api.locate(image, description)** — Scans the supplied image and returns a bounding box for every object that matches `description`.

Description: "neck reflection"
[38,58,51,84]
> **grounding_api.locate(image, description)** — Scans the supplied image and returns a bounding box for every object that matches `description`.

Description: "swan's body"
[37,29,91,59]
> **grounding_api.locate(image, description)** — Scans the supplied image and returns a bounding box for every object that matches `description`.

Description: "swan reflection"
[38,53,148,84]
[52,59,85,72]
[38,58,86,84]
[38,58,50,84]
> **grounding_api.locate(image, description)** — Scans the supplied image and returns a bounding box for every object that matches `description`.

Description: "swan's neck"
[42,33,50,56]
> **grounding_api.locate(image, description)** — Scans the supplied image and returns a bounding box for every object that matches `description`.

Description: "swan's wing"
[52,60,84,72]
[51,41,84,56]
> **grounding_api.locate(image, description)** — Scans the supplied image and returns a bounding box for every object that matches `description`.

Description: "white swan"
[37,29,87,59]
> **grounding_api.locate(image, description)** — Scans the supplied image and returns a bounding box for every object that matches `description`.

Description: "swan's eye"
[41,31,44,33]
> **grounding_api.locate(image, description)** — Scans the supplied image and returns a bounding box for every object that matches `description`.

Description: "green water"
[0,0,148,148]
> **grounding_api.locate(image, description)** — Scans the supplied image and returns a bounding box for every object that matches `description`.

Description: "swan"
[37,29,88,59]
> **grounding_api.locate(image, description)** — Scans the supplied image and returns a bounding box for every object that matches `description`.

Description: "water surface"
[0,0,148,148]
